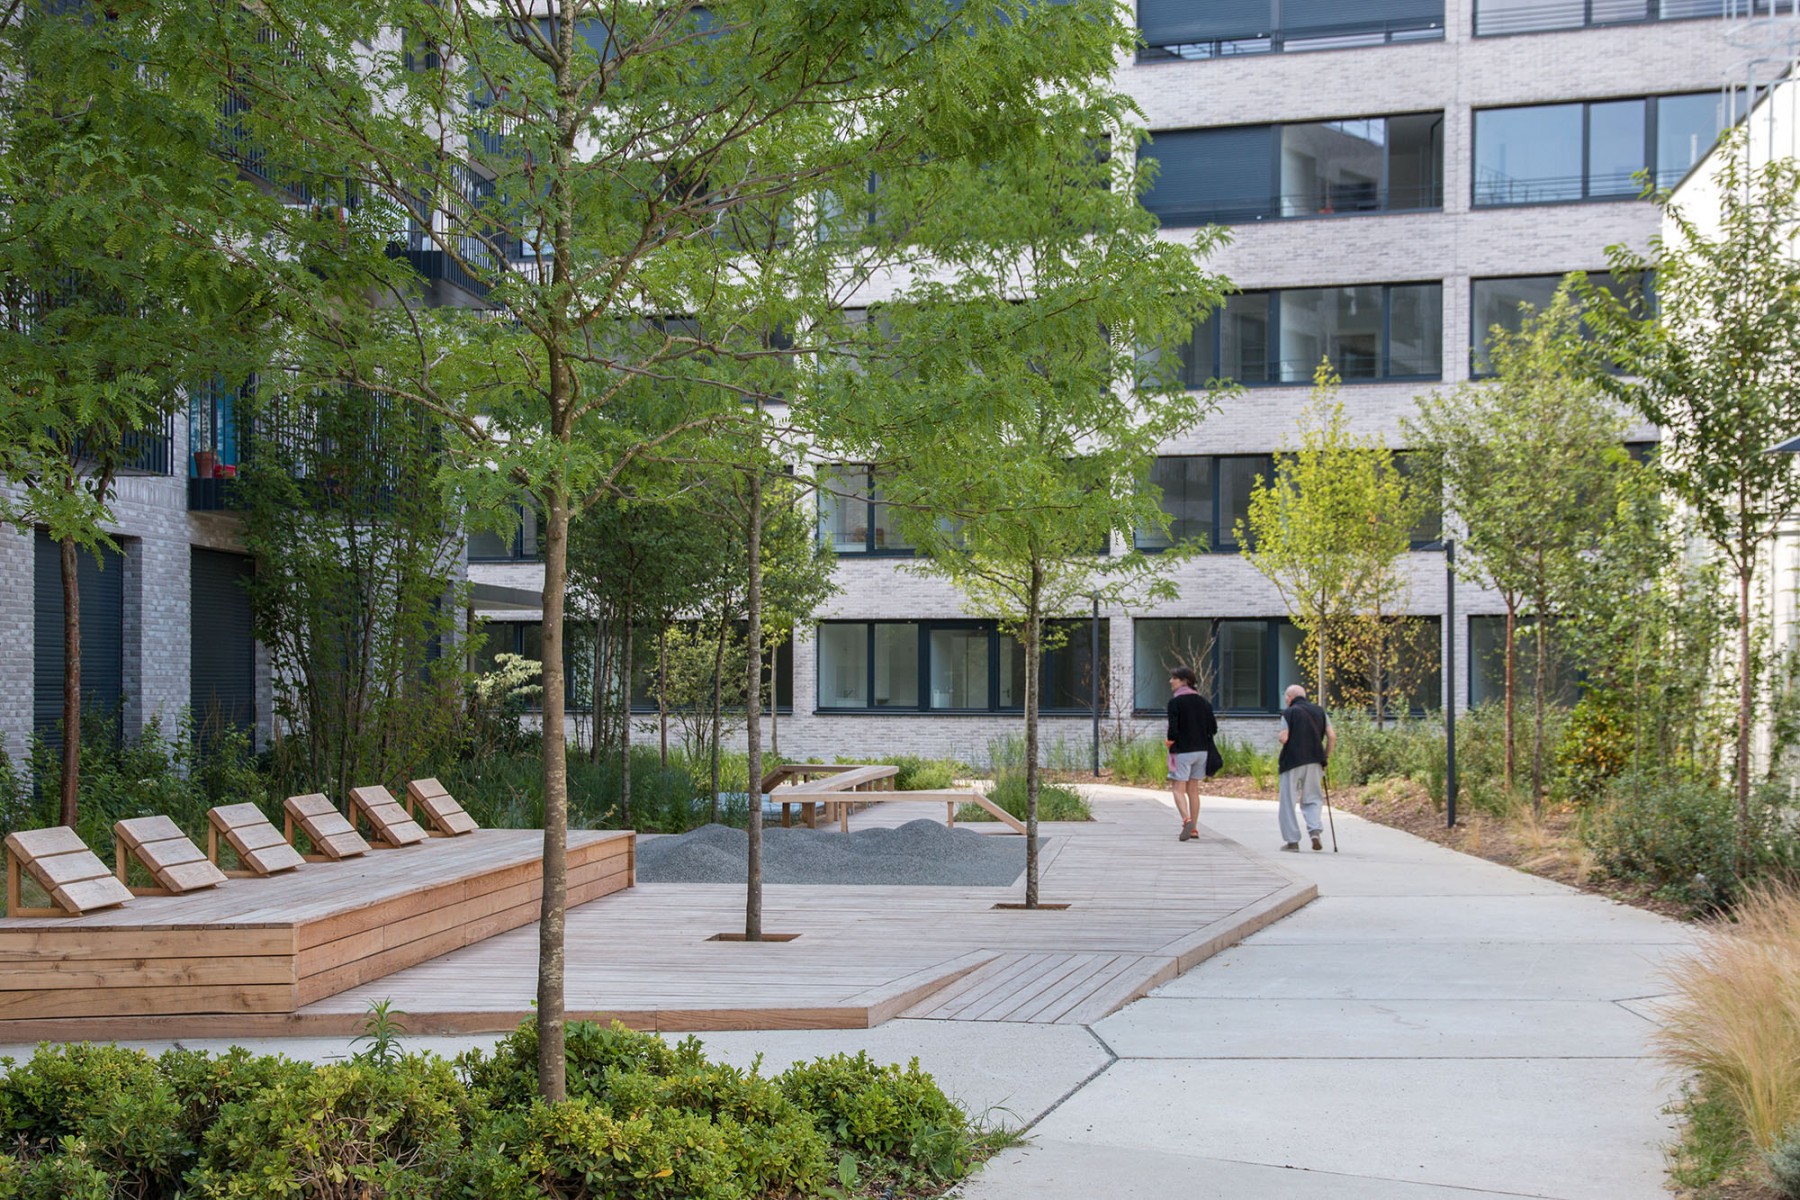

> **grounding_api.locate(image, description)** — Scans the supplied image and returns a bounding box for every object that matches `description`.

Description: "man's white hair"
[1284,684,1308,703]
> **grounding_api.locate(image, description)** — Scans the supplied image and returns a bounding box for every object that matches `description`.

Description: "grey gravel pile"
[636,819,1038,886]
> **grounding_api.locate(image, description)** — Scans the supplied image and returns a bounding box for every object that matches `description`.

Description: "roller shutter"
[33,529,125,747]
[1140,126,1276,225]
[1137,0,1273,45]
[1282,0,1443,34]
[190,549,256,738]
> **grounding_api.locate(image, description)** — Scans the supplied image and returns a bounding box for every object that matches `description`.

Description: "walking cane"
[1323,768,1340,853]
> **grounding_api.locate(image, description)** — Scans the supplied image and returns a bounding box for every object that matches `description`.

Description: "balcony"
[188,379,245,511]
[73,411,176,477]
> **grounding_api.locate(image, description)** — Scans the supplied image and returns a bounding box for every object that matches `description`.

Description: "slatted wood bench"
[347,785,428,848]
[4,827,134,917]
[208,803,306,877]
[113,816,228,896]
[283,794,371,861]
[775,764,899,832]
[404,778,479,837]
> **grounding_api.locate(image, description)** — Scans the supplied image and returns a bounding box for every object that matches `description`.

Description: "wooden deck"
[0,794,1308,1040]
[0,829,633,1033]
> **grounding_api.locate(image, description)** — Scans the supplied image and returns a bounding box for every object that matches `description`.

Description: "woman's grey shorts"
[1169,750,1206,781]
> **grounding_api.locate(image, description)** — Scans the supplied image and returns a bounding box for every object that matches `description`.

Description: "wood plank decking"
[0,795,1307,1040]
[0,829,633,1035]
[299,794,1311,1035]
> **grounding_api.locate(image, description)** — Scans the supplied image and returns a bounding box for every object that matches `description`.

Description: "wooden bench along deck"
[5,827,135,918]
[348,786,428,848]
[405,778,479,837]
[0,829,634,1029]
[284,794,371,861]
[114,817,228,896]
[770,764,898,832]
[208,804,306,877]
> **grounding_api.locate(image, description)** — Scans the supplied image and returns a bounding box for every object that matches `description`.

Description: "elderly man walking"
[1276,684,1334,852]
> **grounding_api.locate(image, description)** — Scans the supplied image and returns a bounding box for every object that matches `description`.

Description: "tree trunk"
[59,536,81,828]
[768,649,779,758]
[1531,608,1547,817]
[1024,564,1042,909]
[1315,619,1328,709]
[709,617,726,823]
[658,620,669,767]
[1503,601,1517,792]
[1737,563,1754,872]
[597,618,612,759]
[536,489,571,1103]
[744,461,764,940]
[620,601,633,826]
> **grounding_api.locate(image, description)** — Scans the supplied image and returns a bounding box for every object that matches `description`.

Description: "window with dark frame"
[1137,0,1445,63]
[1468,271,1647,376]
[818,463,914,555]
[1472,93,1728,208]
[1140,113,1444,227]
[1473,0,1731,39]
[467,503,540,562]
[1173,283,1443,386]
[815,620,1108,713]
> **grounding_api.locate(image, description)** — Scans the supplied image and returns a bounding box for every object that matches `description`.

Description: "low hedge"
[0,1020,999,1199]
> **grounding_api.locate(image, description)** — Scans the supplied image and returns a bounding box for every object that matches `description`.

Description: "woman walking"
[1166,666,1218,842]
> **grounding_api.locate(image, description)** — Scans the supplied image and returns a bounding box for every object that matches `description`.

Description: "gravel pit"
[636,819,1037,887]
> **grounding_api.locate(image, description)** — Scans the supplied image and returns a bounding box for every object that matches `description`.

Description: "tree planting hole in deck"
[992,902,1073,910]
[708,932,802,942]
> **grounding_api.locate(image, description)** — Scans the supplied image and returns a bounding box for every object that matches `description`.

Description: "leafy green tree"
[192,0,1190,1092]
[826,117,1228,907]
[1409,287,1629,812]
[0,2,267,823]
[1585,145,1800,866]
[1242,365,1422,711]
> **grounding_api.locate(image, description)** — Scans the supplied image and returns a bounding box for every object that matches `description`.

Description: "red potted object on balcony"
[193,449,218,479]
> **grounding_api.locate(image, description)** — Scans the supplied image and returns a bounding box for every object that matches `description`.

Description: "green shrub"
[443,748,704,834]
[777,1052,976,1184]
[465,1099,745,1200]
[1551,696,1630,805]
[191,1056,472,1198]
[1103,737,1165,787]
[1214,737,1262,780]
[1770,1121,1800,1199]
[0,1042,189,1197]
[461,1019,705,1112]
[961,774,1091,822]
[1585,771,1793,910]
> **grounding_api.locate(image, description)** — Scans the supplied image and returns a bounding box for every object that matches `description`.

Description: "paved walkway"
[955,787,1699,1200]
[0,786,1700,1198]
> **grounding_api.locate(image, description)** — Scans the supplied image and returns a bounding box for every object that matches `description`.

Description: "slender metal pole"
[1446,539,1458,828]
[1090,594,1101,776]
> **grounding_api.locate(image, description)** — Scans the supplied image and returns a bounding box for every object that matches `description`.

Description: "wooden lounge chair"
[282,794,370,861]
[113,816,228,896]
[207,803,306,877]
[4,826,134,917]
[404,778,479,837]
[347,785,427,848]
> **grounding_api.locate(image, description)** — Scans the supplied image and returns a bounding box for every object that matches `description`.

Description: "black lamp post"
[1445,538,1458,829]
[1090,593,1101,777]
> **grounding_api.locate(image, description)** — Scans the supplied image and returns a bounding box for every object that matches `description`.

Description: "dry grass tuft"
[1656,884,1800,1157]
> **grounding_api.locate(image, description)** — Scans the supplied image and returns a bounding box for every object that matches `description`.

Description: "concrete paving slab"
[1245,894,1698,945]
[956,1139,1558,1200]
[1149,940,1690,1002]
[1024,1056,1675,1200]
[1095,996,1657,1059]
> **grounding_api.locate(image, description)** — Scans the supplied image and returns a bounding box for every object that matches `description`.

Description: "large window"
[1141,114,1443,226]
[1136,455,1272,552]
[1474,0,1731,38]
[818,464,913,555]
[1176,283,1442,385]
[468,504,540,561]
[1469,272,1644,375]
[818,620,1107,713]
[1469,616,1579,708]
[1137,0,1444,62]
[1473,94,1727,207]
[1134,616,1442,715]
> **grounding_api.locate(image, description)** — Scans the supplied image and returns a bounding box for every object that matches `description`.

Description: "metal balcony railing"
[1138,15,1445,62]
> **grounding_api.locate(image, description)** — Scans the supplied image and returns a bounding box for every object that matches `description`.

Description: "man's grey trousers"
[1278,763,1325,844]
